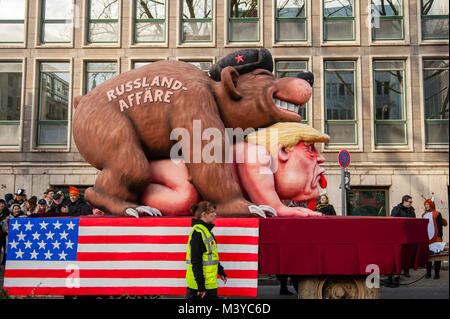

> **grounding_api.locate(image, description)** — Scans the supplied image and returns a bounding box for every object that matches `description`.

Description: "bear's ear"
[221,66,242,101]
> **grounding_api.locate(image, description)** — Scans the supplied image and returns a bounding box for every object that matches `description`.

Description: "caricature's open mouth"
[273,97,304,114]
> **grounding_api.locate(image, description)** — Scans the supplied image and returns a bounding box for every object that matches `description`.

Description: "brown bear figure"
[72,48,314,218]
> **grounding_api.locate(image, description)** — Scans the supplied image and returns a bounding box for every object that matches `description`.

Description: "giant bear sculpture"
[73,49,314,218]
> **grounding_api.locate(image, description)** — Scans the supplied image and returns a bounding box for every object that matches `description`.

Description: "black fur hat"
[209,48,273,81]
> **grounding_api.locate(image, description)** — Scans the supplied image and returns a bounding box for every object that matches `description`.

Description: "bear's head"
[209,49,313,131]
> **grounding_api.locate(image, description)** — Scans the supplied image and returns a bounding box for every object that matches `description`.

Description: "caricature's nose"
[297,71,314,87]
[316,150,326,164]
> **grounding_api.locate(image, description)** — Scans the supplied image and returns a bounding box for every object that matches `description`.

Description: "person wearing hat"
[36,199,50,214]
[13,188,27,209]
[4,193,14,208]
[49,191,67,215]
[0,199,9,265]
[10,203,26,218]
[24,196,39,216]
[68,186,93,216]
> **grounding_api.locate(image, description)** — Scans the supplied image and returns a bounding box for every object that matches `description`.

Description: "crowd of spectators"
[0,186,95,263]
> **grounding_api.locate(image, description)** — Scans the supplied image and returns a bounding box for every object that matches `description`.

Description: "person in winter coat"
[391,195,416,218]
[315,194,336,216]
[24,196,39,216]
[0,199,9,265]
[422,196,448,279]
[68,186,92,216]
[185,201,227,299]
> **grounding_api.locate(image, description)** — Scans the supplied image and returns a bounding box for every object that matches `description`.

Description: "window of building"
[373,60,407,146]
[347,188,389,216]
[323,0,355,41]
[228,0,260,42]
[87,0,119,44]
[181,60,212,75]
[37,62,70,146]
[275,60,308,122]
[132,61,153,69]
[423,59,449,146]
[40,0,73,43]
[85,62,117,93]
[0,0,26,44]
[0,61,22,146]
[134,0,165,43]
[421,0,449,40]
[275,0,307,42]
[324,61,357,145]
[371,0,404,40]
[181,0,213,43]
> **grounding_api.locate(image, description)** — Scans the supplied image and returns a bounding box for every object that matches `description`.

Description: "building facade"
[0,0,448,238]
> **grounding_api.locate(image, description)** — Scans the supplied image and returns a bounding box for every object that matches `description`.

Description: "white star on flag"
[32,232,40,240]
[67,221,76,230]
[24,221,34,231]
[30,250,39,259]
[12,221,21,231]
[60,231,69,240]
[39,221,48,230]
[24,240,32,249]
[65,240,74,249]
[44,250,53,260]
[17,231,26,241]
[52,241,61,249]
[58,251,68,260]
[9,240,18,249]
[15,249,24,259]
[37,240,46,250]
[53,220,62,229]
[45,231,54,240]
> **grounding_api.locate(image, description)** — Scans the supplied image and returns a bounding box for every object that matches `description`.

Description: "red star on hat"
[235,55,244,63]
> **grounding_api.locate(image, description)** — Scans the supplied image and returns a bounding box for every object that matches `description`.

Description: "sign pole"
[341,167,346,216]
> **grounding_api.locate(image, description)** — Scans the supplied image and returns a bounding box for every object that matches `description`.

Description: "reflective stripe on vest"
[186,224,219,290]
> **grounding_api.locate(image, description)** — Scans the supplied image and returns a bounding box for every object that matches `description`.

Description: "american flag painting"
[3,217,259,297]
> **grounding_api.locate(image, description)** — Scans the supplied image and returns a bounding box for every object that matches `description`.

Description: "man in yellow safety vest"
[186,201,227,299]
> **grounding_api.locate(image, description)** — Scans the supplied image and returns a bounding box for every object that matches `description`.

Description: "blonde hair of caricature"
[245,122,330,158]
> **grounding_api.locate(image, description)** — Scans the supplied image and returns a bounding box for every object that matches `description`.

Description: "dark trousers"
[185,287,218,300]
[426,261,441,276]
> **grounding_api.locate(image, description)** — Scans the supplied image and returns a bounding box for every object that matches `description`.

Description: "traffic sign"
[338,150,350,168]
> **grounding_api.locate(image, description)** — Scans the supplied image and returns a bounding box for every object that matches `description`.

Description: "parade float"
[3,49,430,299]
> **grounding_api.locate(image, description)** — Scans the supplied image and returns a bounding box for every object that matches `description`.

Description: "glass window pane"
[0,123,19,145]
[39,73,70,121]
[182,21,212,41]
[326,123,356,144]
[325,61,354,70]
[347,190,388,216]
[277,0,306,18]
[324,19,354,40]
[371,0,402,17]
[229,0,259,18]
[38,123,68,145]
[324,0,353,17]
[422,0,449,15]
[136,21,165,42]
[373,18,403,39]
[422,17,449,38]
[44,0,72,19]
[425,121,449,144]
[375,123,406,144]
[89,22,118,42]
[374,68,404,120]
[0,0,25,19]
[86,62,117,92]
[325,67,355,120]
[374,60,404,70]
[90,0,119,19]
[229,20,258,41]
[0,24,24,43]
[43,23,72,42]
[0,62,22,121]
[423,60,449,119]
[184,61,212,72]
[276,61,307,71]
[137,0,165,19]
[133,61,153,69]
[276,20,306,41]
[183,0,212,19]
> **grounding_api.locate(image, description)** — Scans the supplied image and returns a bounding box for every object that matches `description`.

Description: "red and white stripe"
[4,218,259,297]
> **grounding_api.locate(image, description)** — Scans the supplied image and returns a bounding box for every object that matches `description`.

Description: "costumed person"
[68,186,93,216]
[422,194,448,279]
[315,194,336,216]
[186,201,227,300]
